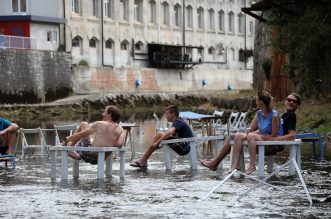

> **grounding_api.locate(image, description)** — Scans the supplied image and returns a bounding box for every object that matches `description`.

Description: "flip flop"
[130,161,147,168]
[68,151,81,160]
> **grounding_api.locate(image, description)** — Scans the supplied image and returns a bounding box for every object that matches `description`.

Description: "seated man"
[0,117,19,155]
[130,105,194,168]
[62,105,125,164]
[200,92,301,171]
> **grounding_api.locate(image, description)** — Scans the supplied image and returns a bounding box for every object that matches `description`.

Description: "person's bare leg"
[230,132,247,171]
[134,132,165,166]
[66,121,89,146]
[4,130,18,155]
[245,133,261,175]
[200,137,231,171]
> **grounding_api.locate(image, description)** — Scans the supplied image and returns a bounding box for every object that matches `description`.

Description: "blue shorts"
[167,136,190,156]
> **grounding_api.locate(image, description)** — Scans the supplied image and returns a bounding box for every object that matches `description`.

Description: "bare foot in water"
[199,159,217,171]
[245,164,256,175]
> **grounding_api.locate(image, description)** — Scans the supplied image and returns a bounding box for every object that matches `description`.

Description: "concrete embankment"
[0,92,255,121]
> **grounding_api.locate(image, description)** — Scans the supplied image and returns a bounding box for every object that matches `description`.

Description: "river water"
[1,111,331,218]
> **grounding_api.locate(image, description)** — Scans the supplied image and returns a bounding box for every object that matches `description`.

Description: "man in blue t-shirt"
[0,118,19,155]
[130,105,194,168]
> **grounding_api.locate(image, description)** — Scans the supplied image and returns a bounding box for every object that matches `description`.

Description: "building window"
[218,10,224,32]
[198,47,204,62]
[149,0,156,24]
[121,40,129,50]
[228,11,234,33]
[92,0,99,17]
[104,0,113,18]
[162,1,169,26]
[174,4,182,27]
[238,13,244,34]
[249,21,254,34]
[197,7,204,30]
[208,9,214,30]
[89,38,97,48]
[72,0,80,14]
[12,0,27,12]
[186,5,193,29]
[134,0,143,23]
[135,41,143,51]
[47,31,57,43]
[105,39,113,49]
[72,36,81,47]
[120,0,129,21]
[208,47,214,55]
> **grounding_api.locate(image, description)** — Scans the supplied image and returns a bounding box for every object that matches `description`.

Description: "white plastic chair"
[20,128,49,159]
[54,124,77,145]
[153,113,169,132]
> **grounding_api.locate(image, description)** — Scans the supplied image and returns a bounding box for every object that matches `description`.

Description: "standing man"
[130,105,194,168]
[200,93,301,171]
[0,118,19,155]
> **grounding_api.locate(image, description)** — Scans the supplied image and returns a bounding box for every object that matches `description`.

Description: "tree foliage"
[267,0,331,97]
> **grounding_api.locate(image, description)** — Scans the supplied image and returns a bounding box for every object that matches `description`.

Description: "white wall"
[30,23,59,51]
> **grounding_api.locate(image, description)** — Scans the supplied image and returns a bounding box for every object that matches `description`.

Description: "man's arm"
[114,130,125,147]
[262,130,296,141]
[66,123,97,142]
[0,123,19,136]
[154,127,177,147]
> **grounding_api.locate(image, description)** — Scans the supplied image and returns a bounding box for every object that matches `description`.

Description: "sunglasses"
[286,98,298,104]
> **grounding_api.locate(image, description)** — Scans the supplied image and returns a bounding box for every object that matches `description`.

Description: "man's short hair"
[106,105,121,123]
[289,93,301,105]
[165,105,179,117]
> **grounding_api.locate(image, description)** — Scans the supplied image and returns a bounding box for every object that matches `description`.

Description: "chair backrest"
[233,112,247,130]
[54,124,77,145]
[213,110,224,117]
[20,127,48,158]
[228,112,240,127]
[153,113,168,132]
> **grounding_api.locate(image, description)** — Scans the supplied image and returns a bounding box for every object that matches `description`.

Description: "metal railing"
[0,35,36,49]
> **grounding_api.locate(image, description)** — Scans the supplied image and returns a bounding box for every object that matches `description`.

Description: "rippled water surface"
[1,116,331,218]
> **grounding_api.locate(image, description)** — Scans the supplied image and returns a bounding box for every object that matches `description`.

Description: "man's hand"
[152,141,160,148]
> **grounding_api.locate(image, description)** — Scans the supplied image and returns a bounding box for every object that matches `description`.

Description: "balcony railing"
[0,35,36,49]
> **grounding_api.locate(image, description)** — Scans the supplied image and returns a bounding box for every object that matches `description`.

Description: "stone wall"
[72,66,253,94]
[0,49,72,103]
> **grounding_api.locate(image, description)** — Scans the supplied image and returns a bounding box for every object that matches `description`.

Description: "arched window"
[186,5,193,28]
[208,9,214,30]
[208,47,214,55]
[174,4,182,27]
[72,36,82,47]
[197,7,204,30]
[135,41,143,51]
[89,37,98,48]
[121,40,129,50]
[218,10,224,31]
[228,11,234,33]
[238,13,244,34]
[149,0,156,24]
[162,1,169,26]
[105,38,113,49]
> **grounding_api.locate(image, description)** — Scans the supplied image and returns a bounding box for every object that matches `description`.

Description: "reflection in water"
[1,110,331,218]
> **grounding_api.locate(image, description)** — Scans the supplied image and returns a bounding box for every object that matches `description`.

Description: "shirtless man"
[62,105,125,164]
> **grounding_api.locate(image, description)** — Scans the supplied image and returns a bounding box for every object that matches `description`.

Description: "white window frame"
[186,5,193,29]
[218,10,224,32]
[72,0,80,14]
[120,0,129,21]
[134,0,143,23]
[12,0,27,13]
[92,0,99,17]
[197,7,204,30]
[228,11,234,33]
[238,13,244,34]
[149,0,156,24]
[174,4,182,27]
[208,8,214,31]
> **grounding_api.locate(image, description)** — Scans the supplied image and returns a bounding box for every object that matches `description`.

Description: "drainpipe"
[182,0,185,48]
[63,0,66,51]
[244,0,247,69]
[157,0,160,43]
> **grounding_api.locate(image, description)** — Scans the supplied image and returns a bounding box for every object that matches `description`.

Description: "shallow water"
[1,117,331,218]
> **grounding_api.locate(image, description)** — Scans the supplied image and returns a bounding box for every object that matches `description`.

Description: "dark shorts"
[77,139,98,165]
[167,137,190,156]
[0,146,8,155]
[257,145,285,156]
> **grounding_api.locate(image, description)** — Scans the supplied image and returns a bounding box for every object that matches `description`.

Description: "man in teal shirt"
[0,118,19,155]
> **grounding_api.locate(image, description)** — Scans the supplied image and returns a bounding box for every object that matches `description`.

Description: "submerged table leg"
[97,152,105,180]
[61,151,69,181]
